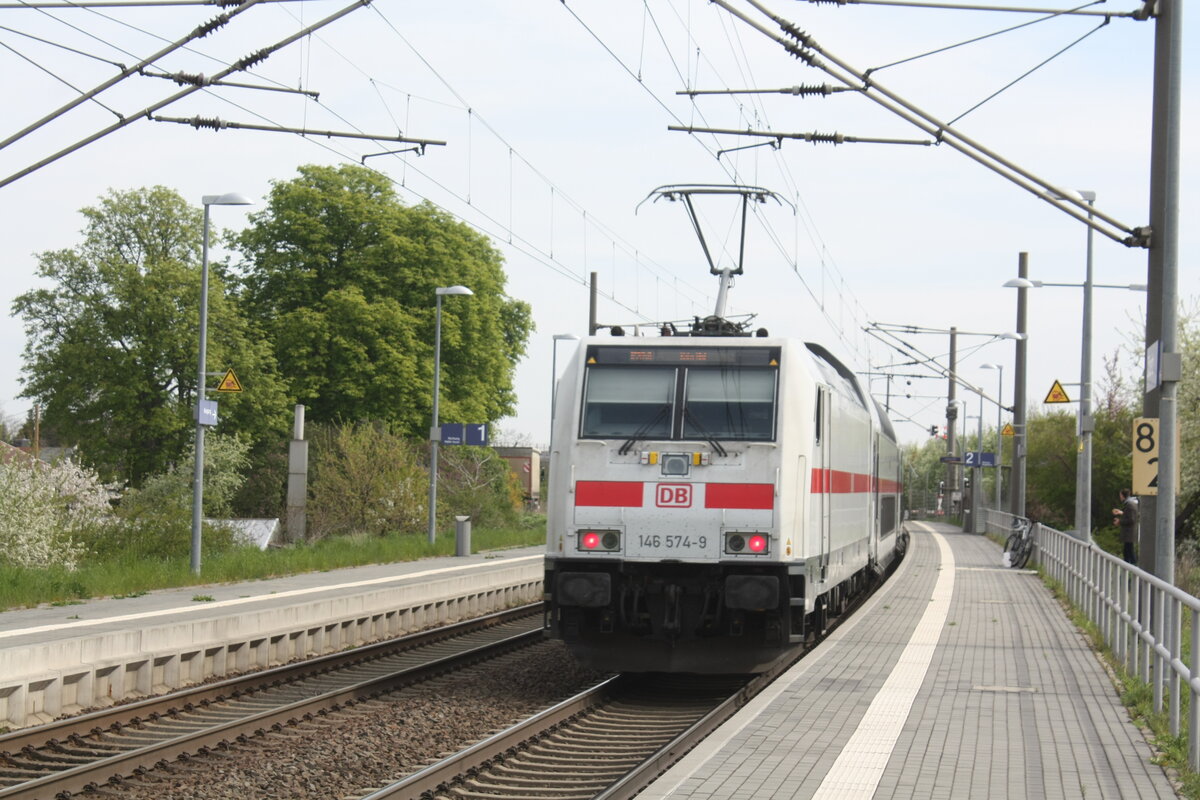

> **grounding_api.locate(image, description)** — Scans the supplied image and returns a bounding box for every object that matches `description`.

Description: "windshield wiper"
[683,407,728,458]
[618,403,671,455]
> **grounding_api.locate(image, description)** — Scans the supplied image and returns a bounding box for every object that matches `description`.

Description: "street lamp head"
[1002,278,1041,290]
[1043,188,1096,204]
[981,363,1002,371]
[202,192,253,207]
[436,285,474,296]
[553,333,580,342]
[998,332,1026,341]
[1127,283,1148,292]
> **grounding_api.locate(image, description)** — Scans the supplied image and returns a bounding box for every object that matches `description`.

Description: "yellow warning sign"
[216,368,242,393]
[1001,423,1015,437]
[1044,380,1071,404]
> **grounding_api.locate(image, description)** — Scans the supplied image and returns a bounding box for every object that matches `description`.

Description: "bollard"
[455,516,471,557]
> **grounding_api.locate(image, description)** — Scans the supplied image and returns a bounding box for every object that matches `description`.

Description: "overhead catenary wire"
[669,124,933,146]
[864,0,1103,75]
[946,17,1109,126]
[0,0,268,152]
[0,38,125,119]
[150,114,446,147]
[711,0,1148,247]
[0,22,127,68]
[366,2,723,311]
[0,0,377,188]
[1,0,301,6]
[799,0,1142,18]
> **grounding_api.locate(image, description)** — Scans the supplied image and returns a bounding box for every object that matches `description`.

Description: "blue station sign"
[441,423,488,447]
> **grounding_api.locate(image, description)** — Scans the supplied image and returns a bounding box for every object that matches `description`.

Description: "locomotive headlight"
[660,453,690,476]
[577,529,621,552]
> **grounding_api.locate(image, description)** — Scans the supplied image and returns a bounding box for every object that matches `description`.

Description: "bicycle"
[1004,516,1034,569]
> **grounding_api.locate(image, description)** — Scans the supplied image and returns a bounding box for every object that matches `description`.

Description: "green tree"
[233,164,534,433]
[1024,410,1080,530]
[12,187,290,484]
[901,437,949,516]
[1175,302,1199,540]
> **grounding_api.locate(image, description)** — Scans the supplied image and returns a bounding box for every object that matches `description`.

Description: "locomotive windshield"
[682,368,775,440]
[580,346,778,441]
[580,366,675,438]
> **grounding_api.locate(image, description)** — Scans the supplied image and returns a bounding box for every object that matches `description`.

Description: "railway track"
[354,551,900,800]
[355,660,797,800]
[0,605,543,800]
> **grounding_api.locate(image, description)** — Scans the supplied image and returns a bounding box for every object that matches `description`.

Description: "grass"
[0,521,546,611]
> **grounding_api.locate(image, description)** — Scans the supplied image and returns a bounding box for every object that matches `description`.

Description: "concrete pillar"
[287,405,308,541]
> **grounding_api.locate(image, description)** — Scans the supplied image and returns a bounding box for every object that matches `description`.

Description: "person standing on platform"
[1112,488,1139,564]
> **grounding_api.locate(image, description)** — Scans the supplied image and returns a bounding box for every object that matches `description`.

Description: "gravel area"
[110,641,604,800]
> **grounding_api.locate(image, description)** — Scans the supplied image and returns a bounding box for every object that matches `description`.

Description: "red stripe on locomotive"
[810,469,903,494]
[575,481,644,507]
[703,483,774,509]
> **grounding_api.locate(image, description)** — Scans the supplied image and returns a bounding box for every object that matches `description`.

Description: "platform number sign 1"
[1132,417,1159,495]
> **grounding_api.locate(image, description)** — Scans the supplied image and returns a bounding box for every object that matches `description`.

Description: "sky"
[0,0,1194,451]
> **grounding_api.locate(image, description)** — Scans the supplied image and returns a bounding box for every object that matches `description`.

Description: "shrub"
[308,423,427,539]
[437,445,521,529]
[0,456,115,569]
[104,434,248,560]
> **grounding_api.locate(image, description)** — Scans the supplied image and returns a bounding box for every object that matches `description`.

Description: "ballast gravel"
[113,641,603,800]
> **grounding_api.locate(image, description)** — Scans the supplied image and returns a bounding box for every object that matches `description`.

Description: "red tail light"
[577,529,621,552]
[748,534,768,553]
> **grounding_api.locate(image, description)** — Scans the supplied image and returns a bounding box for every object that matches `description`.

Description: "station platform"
[0,546,543,728]
[642,522,1178,800]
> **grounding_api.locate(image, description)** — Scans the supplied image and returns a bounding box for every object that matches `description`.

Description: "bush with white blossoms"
[0,456,116,569]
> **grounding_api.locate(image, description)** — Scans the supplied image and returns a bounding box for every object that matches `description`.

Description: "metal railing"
[983,508,1200,769]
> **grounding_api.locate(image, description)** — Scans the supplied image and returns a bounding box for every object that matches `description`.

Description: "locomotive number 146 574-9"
[637,534,708,549]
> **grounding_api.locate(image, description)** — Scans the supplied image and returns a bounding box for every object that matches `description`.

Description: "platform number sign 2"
[1132,418,1159,496]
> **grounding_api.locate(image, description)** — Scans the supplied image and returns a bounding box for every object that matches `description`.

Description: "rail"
[983,508,1200,770]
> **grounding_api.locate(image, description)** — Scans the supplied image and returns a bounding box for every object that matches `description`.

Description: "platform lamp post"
[427,285,473,546]
[981,363,1004,514]
[1005,260,1145,544]
[972,394,984,534]
[191,192,252,575]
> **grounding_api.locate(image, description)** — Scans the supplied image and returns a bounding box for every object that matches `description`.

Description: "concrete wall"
[0,562,542,729]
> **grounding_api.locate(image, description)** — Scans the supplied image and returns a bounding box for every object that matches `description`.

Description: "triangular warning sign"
[1001,423,1015,437]
[216,368,243,393]
[1044,380,1070,404]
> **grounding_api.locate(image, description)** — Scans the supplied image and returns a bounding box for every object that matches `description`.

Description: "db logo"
[656,484,692,508]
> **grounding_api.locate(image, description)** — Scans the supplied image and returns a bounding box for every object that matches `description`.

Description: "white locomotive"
[542,186,906,673]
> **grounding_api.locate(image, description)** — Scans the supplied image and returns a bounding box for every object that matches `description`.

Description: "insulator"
[186,116,227,131]
[194,13,231,38]
[780,22,814,46]
[804,131,846,145]
[787,84,833,96]
[235,48,270,71]
[172,72,208,86]
[785,43,817,66]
